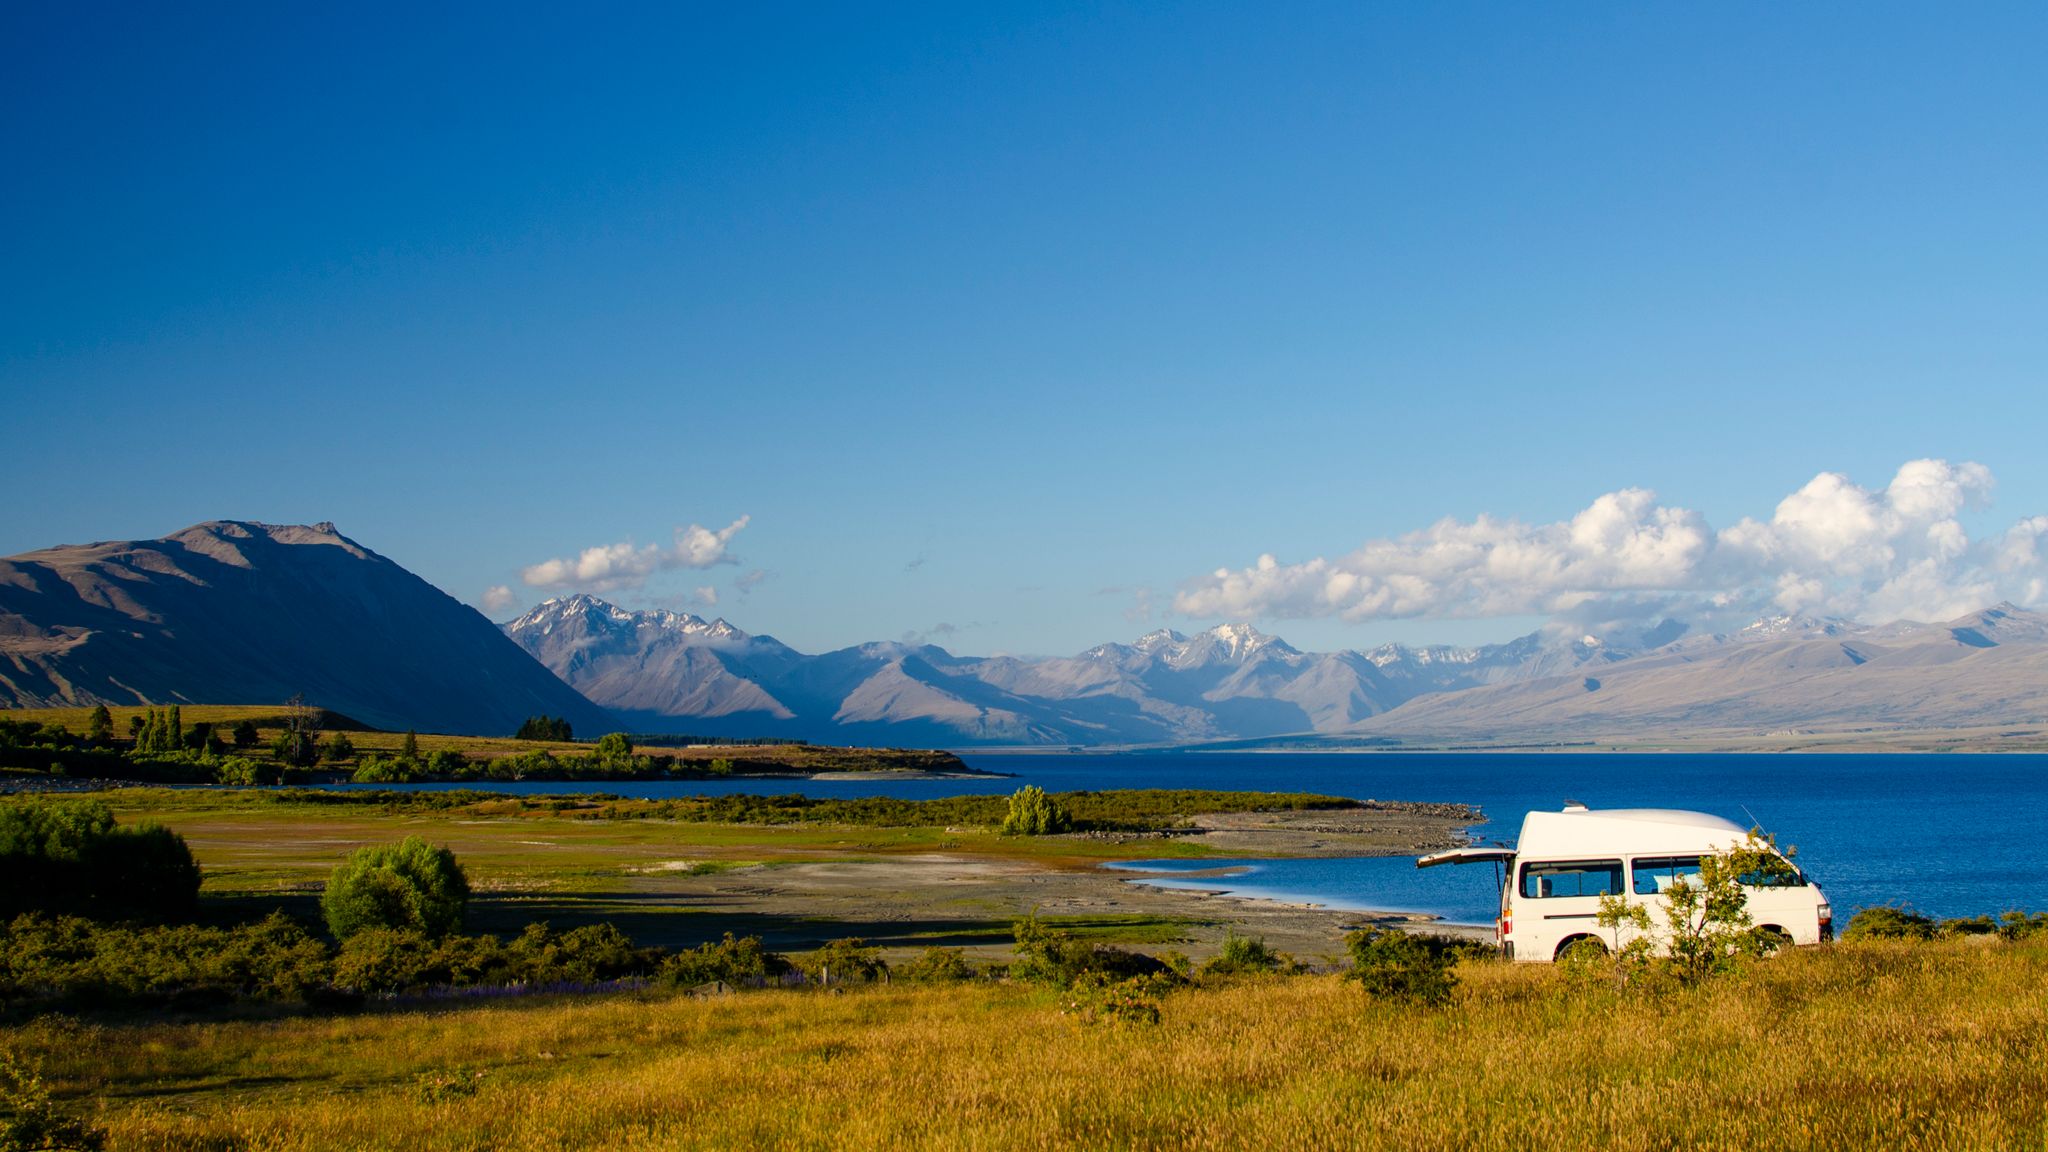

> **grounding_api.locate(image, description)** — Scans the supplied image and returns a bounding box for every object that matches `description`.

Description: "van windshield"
[1519,860,1623,899]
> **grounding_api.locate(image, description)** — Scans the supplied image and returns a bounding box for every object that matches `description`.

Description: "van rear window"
[1519,860,1622,899]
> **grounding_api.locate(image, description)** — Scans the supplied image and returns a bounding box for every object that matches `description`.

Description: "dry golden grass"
[14,939,2048,1150]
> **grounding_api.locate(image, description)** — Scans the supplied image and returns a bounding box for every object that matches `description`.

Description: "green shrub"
[321,837,469,940]
[899,946,975,983]
[1345,927,1458,1006]
[1011,914,1175,987]
[0,912,331,1007]
[0,1048,106,1151]
[321,733,356,763]
[999,786,1072,836]
[1998,911,2048,941]
[801,938,888,984]
[505,922,655,984]
[332,926,441,993]
[1842,905,1938,941]
[350,755,421,784]
[0,798,199,922]
[1198,931,1293,978]
[660,933,787,988]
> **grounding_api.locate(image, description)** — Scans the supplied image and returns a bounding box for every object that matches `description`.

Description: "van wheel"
[1752,926,1793,956]
[1556,936,1607,964]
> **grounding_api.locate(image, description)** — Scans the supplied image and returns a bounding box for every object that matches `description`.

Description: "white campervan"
[1418,804,1832,963]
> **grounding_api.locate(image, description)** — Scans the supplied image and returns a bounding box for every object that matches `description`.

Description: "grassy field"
[78,788,1255,952]
[8,939,2044,1150]
[1,705,966,772]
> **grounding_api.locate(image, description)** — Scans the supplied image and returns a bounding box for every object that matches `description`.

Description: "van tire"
[1753,925,1793,956]
[1556,936,1607,963]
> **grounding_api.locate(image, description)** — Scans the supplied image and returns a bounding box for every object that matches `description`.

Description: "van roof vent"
[1562,800,1589,812]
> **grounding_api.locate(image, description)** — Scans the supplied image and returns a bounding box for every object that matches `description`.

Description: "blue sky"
[5,3,2045,656]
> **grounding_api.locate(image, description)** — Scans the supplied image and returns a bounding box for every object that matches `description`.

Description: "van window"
[1739,860,1807,888]
[1632,856,1705,895]
[1519,860,1623,899]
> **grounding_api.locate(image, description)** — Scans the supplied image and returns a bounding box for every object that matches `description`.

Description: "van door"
[1517,858,1624,961]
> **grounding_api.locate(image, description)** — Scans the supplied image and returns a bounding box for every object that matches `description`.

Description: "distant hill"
[1349,603,2048,743]
[506,594,2048,747]
[0,521,614,736]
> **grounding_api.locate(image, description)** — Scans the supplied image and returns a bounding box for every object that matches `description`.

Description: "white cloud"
[1175,460,2044,630]
[693,585,719,607]
[521,516,750,592]
[481,585,518,614]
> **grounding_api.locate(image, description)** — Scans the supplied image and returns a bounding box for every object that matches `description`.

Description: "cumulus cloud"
[1174,460,2043,630]
[521,516,750,592]
[481,585,518,614]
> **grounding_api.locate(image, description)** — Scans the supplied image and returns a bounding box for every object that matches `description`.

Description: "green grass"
[9,939,2047,1150]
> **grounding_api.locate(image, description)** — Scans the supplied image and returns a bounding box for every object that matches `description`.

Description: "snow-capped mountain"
[507,596,2048,746]
[503,601,1635,745]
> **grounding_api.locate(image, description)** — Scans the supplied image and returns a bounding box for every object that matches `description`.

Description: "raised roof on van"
[1515,806,1750,858]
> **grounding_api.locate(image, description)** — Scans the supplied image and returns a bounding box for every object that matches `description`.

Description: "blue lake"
[366,751,2048,922]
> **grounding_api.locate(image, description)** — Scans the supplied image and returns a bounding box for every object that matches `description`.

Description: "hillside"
[0,521,614,735]
[1352,604,2048,743]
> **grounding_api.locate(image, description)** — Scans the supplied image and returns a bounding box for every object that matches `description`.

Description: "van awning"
[1416,847,1515,870]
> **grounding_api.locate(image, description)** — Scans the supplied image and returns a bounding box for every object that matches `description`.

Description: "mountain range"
[5,521,2045,747]
[502,593,2048,746]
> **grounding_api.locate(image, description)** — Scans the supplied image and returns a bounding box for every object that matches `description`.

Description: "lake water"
[367,752,2048,922]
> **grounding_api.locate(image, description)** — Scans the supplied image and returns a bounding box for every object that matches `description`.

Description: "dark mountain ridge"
[0,521,613,735]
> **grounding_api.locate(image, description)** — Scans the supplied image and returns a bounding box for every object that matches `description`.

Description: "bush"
[801,938,888,984]
[0,912,331,1007]
[505,922,655,984]
[0,798,200,922]
[660,933,787,988]
[1345,927,1458,1006]
[1842,905,1938,941]
[231,720,261,748]
[1011,914,1175,987]
[351,755,421,784]
[214,756,281,786]
[899,946,975,983]
[321,733,356,763]
[999,786,1072,836]
[1198,932,1293,978]
[0,1048,106,1151]
[321,837,469,940]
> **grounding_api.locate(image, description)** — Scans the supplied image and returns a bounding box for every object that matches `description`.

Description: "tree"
[0,798,200,921]
[85,705,113,746]
[1000,786,1072,835]
[321,733,356,763]
[231,720,260,749]
[516,715,572,742]
[595,732,633,762]
[400,730,420,761]
[1592,831,1800,986]
[321,837,469,940]
[275,695,323,768]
